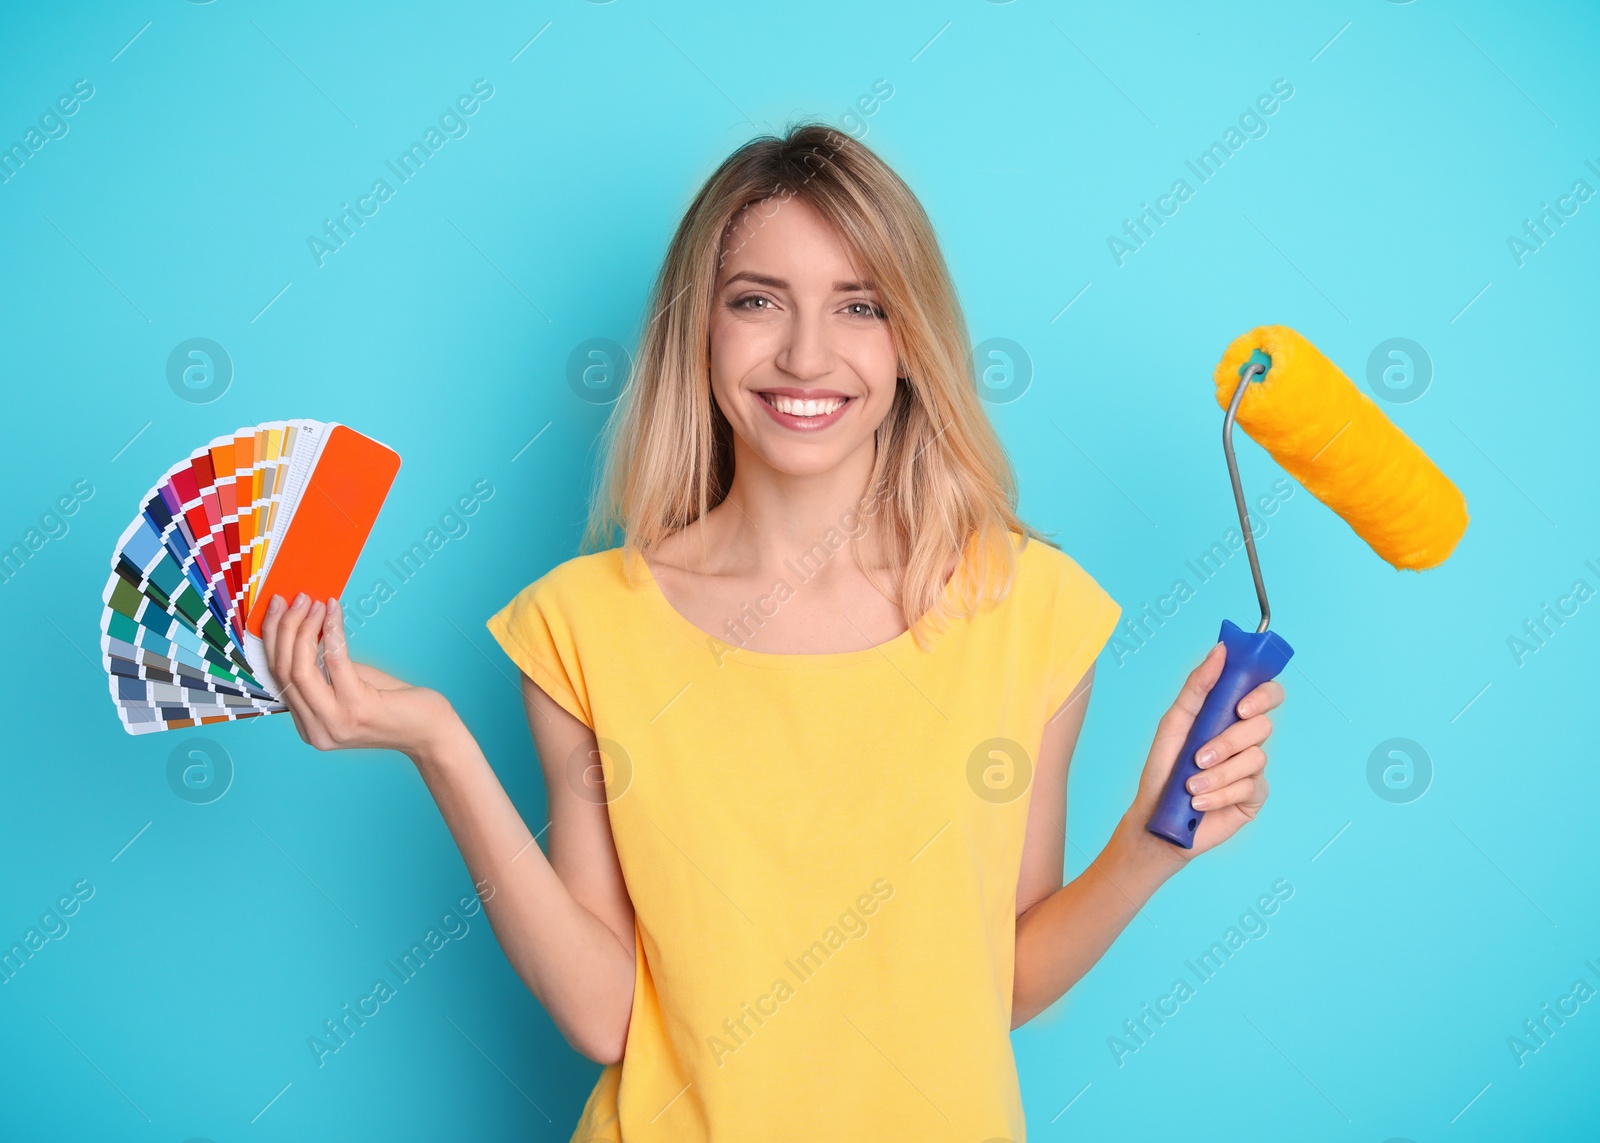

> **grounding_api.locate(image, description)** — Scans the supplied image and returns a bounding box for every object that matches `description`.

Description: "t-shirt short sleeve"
[1042,552,1122,716]
[485,574,594,729]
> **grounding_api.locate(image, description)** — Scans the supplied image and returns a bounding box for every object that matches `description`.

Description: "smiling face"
[709,194,901,479]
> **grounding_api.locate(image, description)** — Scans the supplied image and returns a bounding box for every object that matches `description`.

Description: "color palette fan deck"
[100,419,400,735]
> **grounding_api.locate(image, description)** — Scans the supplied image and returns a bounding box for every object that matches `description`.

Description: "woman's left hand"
[1123,641,1286,860]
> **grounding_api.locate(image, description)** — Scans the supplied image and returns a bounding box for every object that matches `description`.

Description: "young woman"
[261,123,1283,1141]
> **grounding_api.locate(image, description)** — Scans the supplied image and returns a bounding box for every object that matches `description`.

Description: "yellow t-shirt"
[484,529,1121,1141]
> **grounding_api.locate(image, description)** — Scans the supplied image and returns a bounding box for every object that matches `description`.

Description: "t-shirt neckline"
[627,547,933,670]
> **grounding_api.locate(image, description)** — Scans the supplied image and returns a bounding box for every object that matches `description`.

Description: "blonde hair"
[581,121,1052,649]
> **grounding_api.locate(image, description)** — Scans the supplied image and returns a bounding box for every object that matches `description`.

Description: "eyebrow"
[722,271,877,292]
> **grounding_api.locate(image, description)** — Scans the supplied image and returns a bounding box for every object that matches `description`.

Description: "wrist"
[1106,812,1190,890]
[404,694,467,772]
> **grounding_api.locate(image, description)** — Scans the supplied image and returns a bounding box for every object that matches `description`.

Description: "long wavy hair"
[580,121,1050,650]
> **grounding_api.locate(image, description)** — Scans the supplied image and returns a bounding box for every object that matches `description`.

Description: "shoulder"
[1011,531,1121,637]
[487,547,633,648]
[485,549,629,728]
[1012,533,1123,709]
[1013,532,1111,601]
[503,547,629,610]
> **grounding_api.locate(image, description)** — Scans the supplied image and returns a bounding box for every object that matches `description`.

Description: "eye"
[844,301,886,319]
[728,292,774,311]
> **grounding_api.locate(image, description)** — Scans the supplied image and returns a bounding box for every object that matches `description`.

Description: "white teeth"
[761,393,847,417]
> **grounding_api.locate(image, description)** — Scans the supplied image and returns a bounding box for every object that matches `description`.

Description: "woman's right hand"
[262,592,454,760]
[1120,641,1283,862]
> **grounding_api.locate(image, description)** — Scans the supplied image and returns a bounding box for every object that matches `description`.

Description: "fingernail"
[268,596,284,615]
[1239,702,1253,717]
[1197,749,1217,767]
[327,597,340,613]
[293,592,309,608]
[1188,775,1211,794]
[1193,794,1213,810]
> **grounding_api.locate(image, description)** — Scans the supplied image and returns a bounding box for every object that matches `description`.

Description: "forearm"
[1012,816,1185,1028]
[409,713,634,1061]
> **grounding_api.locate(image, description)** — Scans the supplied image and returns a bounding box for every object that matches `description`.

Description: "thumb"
[352,661,409,691]
[1175,641,1228,718]
[1153,642,1227,754]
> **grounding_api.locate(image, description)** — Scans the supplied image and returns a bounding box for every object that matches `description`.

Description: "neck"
[695,436,892,576]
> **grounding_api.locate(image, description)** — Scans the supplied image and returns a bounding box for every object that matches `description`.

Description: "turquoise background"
[2,0,1596,1139]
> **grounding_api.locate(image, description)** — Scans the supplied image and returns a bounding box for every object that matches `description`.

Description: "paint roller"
[1145,324,1469,848]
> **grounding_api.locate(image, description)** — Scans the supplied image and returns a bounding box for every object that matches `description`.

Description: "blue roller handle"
[1146,619,1294,848]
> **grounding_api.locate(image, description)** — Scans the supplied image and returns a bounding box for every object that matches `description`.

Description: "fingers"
[1236,679,1285,719]
[261,592,377,752]
[1196,710,1274,767]
[262,594,285,672]
[1188,745,1265,800]
[266,593,334,724]
[1191,772,1268,814]
[320,598,361,700]
[264,593,306,706]
[289,599,340,725]
[263,593,319,742]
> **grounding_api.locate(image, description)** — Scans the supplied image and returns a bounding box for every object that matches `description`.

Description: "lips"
[753,389,854,431]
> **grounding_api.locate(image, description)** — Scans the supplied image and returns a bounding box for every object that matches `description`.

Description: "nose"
[772,305,832,382]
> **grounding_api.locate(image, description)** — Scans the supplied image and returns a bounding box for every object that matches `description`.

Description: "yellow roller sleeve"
[1214,325,1469,571]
